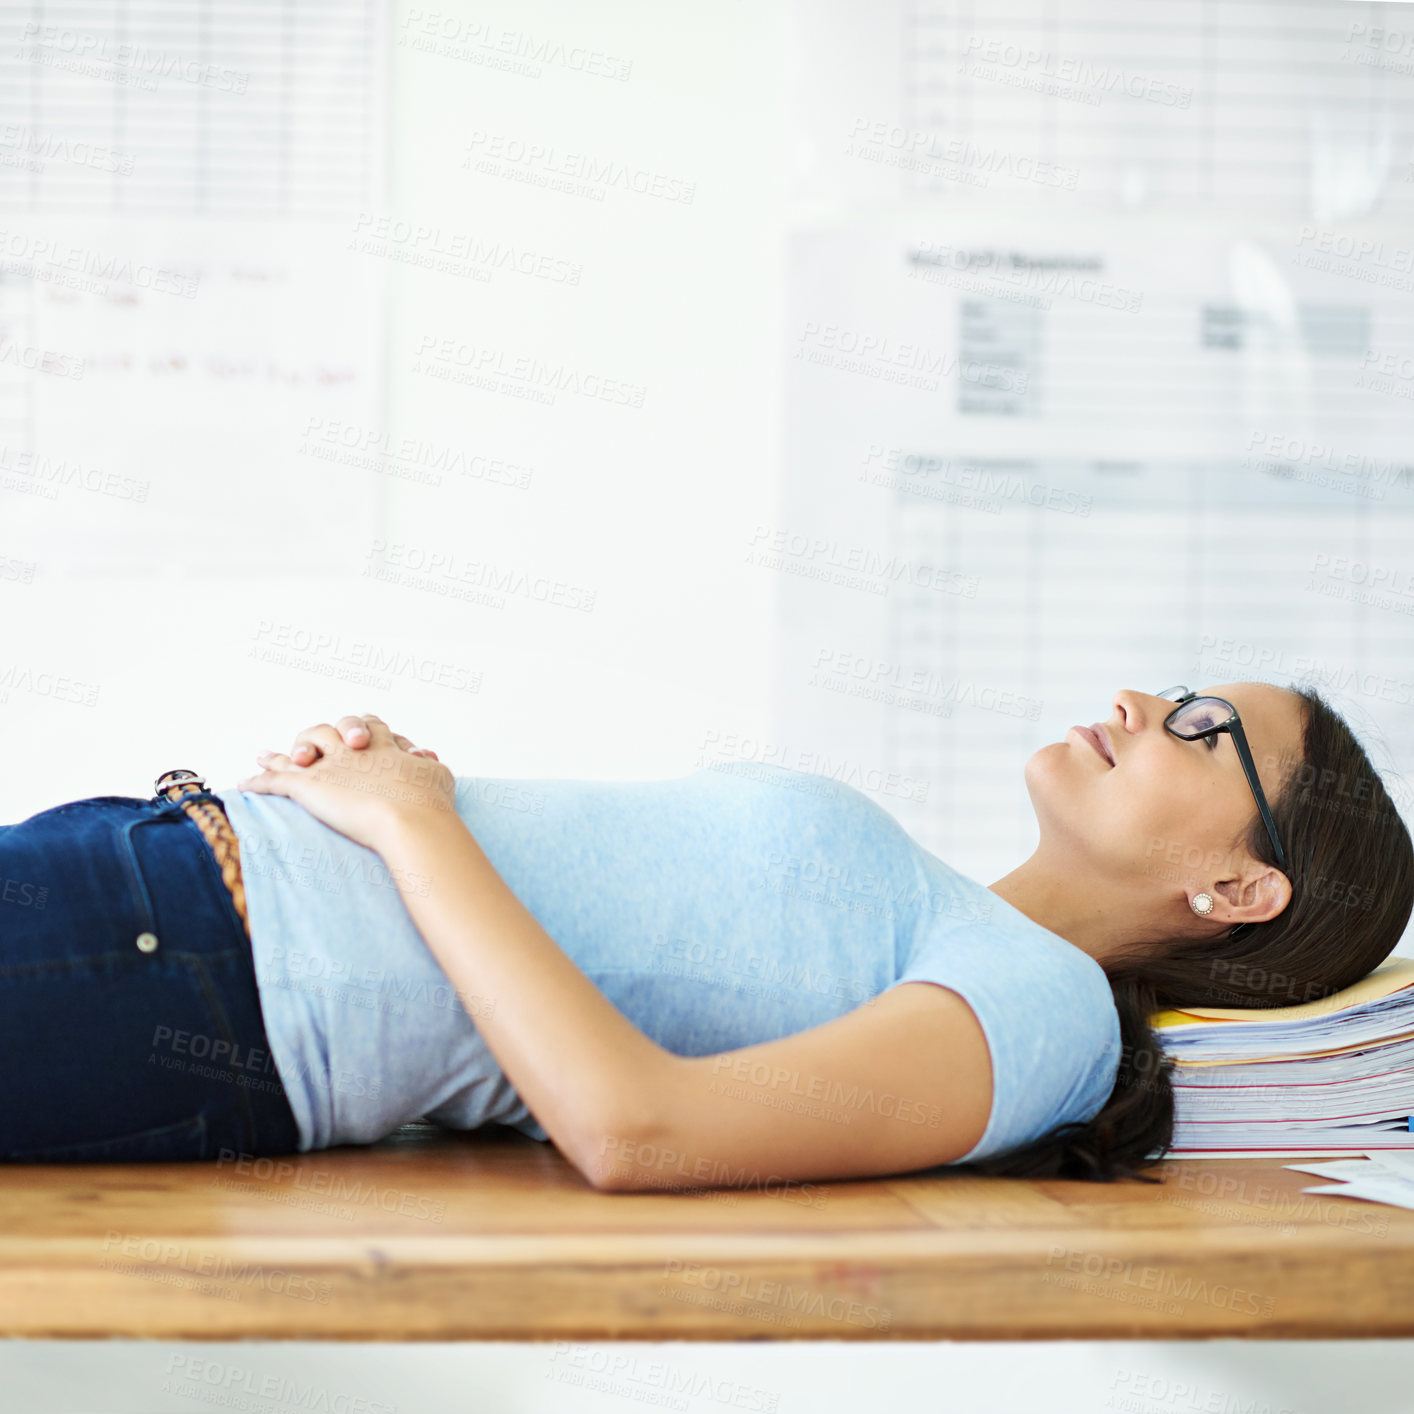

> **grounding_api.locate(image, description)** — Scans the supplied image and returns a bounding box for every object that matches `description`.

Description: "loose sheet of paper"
[1287,1150,1414,1209]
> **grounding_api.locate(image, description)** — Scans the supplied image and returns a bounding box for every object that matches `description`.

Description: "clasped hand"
[236,713,455,852]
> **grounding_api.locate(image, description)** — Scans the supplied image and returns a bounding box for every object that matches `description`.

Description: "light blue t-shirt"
[218,761,1121,1165]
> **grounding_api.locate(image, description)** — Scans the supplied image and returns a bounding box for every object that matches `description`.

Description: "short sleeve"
[887,918,1122,1165]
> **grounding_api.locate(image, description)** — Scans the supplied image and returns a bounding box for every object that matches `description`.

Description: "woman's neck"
[988,854,1155,968]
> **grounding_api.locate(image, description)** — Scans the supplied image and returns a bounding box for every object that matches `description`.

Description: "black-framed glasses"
[1156,686,1290,876]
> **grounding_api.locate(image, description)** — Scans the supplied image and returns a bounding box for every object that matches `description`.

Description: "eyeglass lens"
[1166,696,1235,738]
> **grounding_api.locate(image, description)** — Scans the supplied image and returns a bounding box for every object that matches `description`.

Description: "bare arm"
[596,981,993,1192]
[375,812,994,1190]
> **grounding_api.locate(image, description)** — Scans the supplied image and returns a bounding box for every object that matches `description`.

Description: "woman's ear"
[1215,865,1292,928]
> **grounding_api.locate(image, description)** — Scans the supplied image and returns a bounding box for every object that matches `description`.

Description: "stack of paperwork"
[1148,956,1414,1159]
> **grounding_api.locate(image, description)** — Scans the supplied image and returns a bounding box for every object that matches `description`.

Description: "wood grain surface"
[1,1124,1408,1340]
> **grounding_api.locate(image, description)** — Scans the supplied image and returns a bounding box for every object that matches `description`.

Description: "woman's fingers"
[243,751,300,791]
[270,713,435,771]
[293,716,382,765]
[360,712,396,748]
[236,764,303,799]
[387,733,437,760]
[288,724,345,766]
[336,714,372,748]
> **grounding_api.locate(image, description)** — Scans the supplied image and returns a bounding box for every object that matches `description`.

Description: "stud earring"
[1190,891,1215,916]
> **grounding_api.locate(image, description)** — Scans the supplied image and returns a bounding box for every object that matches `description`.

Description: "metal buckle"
[154,768,208,797]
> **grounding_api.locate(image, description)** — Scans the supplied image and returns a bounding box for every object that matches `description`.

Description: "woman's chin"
[1025,739,1080,788]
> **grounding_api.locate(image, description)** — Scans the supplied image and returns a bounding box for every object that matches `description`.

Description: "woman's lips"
[1071,723,1115,767]
[1090,723,1116,766]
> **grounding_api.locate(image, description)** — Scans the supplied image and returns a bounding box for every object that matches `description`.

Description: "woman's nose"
[1110,690,1146,734]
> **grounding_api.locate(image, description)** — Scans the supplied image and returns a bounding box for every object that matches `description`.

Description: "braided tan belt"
[153,768,250,939]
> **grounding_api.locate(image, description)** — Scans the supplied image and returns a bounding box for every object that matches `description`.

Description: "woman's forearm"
[374,808,675,1185]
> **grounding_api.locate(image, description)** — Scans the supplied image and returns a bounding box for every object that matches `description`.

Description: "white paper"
[1301,1179,1414,1212]
[1284,1158,1396,1179]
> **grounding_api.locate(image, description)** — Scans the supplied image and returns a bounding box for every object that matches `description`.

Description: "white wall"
[0,0,786,820]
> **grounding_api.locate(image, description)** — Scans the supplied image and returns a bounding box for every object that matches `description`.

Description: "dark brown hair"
[960,684,1414,1183]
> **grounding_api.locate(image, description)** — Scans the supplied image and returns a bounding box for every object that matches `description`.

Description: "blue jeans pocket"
[9,1111,209,1164]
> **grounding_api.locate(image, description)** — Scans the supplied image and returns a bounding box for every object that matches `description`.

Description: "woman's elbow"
[577,1075,681,1191]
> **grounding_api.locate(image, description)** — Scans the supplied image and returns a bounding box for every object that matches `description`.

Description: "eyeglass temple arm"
[1227,723,1290,874]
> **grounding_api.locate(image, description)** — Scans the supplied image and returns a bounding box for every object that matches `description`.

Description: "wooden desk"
[2,1124,1409,1340]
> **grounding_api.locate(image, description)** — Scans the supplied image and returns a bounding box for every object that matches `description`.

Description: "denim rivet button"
[135,932,159,953]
